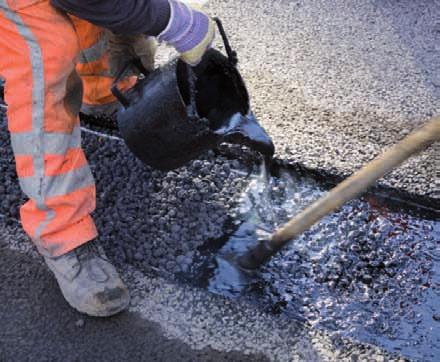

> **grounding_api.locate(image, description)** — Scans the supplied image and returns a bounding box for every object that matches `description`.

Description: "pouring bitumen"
[114,45,274,171]
[216,112,275,160]
[237,116,439,271]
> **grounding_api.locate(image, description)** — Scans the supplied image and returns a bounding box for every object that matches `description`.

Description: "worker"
[0,0,215,317]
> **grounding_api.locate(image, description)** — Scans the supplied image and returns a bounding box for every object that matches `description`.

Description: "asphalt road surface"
[1,0,438,361]
[206,0,439,200]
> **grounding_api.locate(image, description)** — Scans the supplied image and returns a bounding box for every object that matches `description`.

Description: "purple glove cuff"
[158,0,210,53]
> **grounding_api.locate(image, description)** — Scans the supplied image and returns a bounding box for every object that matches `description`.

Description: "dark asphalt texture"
[0,241,266,362]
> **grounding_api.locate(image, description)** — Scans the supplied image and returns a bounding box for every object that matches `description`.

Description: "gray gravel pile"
[0,114,255,277]
[211,168,439,360]
[86,141,255,275]
[0,114,431,360]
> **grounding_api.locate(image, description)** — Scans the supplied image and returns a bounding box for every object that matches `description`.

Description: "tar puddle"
[180,162,440,361]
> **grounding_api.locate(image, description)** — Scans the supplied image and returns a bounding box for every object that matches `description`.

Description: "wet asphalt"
[1,0,439,361]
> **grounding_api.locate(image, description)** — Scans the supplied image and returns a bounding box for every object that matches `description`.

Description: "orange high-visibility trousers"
[0,0,133,256]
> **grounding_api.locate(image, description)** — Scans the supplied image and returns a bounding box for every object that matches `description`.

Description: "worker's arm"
[50,0,214,65]
[50,0,170,36]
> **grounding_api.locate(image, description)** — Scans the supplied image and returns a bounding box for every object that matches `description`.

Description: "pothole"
[179,163,439,361]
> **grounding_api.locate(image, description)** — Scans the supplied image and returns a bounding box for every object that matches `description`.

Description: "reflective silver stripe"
[34,205,54,243]
[0,3,50,241]
[19,165,95,200]
[10,125,82,155]
[78,31,107,64]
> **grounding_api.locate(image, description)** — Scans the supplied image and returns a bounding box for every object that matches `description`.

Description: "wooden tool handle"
[239,116,440,269]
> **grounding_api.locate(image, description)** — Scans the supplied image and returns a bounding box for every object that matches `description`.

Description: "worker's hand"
[158,0,215,66]
[107,32,157,76]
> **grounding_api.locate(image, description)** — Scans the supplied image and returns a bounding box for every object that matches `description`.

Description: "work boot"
[44,241,130,317]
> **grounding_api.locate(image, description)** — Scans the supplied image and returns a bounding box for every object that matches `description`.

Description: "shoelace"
[75,242,109,264]
[74,242,111,282]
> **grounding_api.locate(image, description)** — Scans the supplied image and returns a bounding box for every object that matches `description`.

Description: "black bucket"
[111,19,274,171]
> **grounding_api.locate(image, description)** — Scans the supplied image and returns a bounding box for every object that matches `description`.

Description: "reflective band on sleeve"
[78,31,108,64]
[10,125,82,155]
[19,165,95,200]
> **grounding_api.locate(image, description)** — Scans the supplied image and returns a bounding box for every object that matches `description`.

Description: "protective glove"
[158,0,215,66]
[107,32,157,76]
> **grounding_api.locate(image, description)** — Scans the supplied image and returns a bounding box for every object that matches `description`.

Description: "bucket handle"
[111,58,149,109]
[213,17,238,66]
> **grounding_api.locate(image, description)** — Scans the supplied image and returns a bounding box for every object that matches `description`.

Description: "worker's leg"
[0,1,129,316]
[69,16,138,118]
[0,0,97,257]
